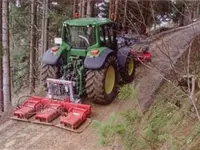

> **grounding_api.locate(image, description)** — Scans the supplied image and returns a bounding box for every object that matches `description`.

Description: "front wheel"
[85,54,119,105]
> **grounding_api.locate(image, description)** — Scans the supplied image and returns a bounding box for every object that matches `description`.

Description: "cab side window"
[99,25,112,48]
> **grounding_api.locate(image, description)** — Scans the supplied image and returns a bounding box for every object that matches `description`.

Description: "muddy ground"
[0,21,200,150]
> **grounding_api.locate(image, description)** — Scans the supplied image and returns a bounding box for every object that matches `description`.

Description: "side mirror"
[54,37,62,45]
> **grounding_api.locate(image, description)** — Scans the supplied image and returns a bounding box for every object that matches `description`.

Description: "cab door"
[99,23,117,50]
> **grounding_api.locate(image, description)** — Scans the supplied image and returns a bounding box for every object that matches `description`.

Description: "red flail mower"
[11,79,92,133]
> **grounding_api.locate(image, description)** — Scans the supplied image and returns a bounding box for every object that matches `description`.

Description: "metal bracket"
[46,78,80,103]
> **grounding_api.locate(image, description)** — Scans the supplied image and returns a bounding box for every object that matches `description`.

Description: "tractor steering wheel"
[79,35,90,46]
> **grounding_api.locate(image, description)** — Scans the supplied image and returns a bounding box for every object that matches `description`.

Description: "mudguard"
[84,48,114,69]
[42,49,61,65]
[117,46,132,69]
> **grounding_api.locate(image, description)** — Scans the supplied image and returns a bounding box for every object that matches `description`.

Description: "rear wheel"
[41,64,60,89]
[85,54,119,105]
[120,55,136,83]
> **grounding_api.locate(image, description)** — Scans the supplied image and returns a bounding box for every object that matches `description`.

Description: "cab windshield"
[64,25,96,49]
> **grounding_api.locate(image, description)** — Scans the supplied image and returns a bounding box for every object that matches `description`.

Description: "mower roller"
[12,17,151,132]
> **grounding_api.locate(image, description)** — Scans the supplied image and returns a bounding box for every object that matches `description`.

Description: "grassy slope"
[93,35,200,150]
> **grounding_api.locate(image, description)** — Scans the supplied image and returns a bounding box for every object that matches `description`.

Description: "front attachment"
[11,97,91,133]
[11,79,92,133]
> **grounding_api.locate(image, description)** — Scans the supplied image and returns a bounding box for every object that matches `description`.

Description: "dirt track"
[1,22,200,150]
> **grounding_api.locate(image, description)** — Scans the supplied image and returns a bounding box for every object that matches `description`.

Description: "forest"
[0,0,200,149]
[0,0,199,112]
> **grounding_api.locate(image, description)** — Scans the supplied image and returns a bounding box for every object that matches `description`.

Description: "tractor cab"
[62,24,96,49]
[60,17,117,54]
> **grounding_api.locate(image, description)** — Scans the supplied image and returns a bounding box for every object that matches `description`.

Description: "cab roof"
[64,17,112,26]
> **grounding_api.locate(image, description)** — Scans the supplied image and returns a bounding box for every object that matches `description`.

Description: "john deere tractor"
[41,17,135,105]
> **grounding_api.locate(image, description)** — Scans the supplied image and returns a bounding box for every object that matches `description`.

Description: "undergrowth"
[118,84,138,100]
[93,83,200,149]
[92,109,141,149]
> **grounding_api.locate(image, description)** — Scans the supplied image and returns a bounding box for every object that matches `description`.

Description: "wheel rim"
[127,58,134,76]
[105,66,115,94]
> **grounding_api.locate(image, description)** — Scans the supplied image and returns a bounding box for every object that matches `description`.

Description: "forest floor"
[0,21,200,150]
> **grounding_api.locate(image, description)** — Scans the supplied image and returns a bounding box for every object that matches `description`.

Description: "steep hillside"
[92,35,200,150]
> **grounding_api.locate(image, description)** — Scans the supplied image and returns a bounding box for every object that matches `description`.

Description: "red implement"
[132,51,151,63]
[60,104,91,129]
[13,96,43,119]
[11,96,92,133]
[35,103,64,123]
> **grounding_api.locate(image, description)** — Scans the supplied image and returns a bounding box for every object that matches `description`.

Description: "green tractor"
[41,17,136,105]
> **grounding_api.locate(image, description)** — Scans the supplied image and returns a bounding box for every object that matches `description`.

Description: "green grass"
[92,109,141,147]
[117,84,138,100]
[92,113,126,145]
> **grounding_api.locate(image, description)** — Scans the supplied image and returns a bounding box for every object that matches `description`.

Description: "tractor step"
[11,96,92,133]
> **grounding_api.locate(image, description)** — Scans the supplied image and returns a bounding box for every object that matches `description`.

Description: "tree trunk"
[79,0,82,17]
[123,0,128,31]
[113,0,119,21]
[40,0,49,85]
[108,0,114,20]
[196,3,200,18]
[2,0,11,111]
[139,1,151,35]
[41,0,49,55]
[80,0,86,17]
[86,0,92,17]
[0,0,4,112]
[29,0,37,93]
[73,0,76,17]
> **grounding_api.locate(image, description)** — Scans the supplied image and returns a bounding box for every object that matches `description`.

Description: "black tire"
[41,64,60,89]
[85,54,119,105]
[120,55,136,83]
